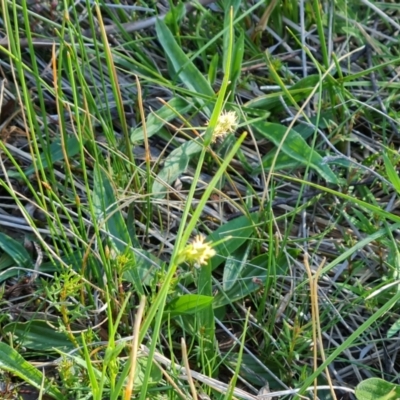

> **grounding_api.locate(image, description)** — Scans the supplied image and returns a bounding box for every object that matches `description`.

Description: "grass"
[0,0,400,399]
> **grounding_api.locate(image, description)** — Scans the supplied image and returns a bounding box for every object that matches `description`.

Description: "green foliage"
[1,0,400,398]
[152,140,203,198]
[164,294,214,317]
[130,97,194,143]
[0,232,31,269]
[253,121,338,183]
[2,320,78,351]
[0,342,63,399]
[155,19,214,112]
[356,378,400,400]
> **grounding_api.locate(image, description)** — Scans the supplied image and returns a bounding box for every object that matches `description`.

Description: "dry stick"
[303,253,319,400]
[149,357,188,400]
[124,296,146,400]
[304,254,337,400]
[181,338,197,400]
[0,0,217,48]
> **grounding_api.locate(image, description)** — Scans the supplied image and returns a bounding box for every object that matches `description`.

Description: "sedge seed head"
[211,110,238,143]
[180,234,216,267]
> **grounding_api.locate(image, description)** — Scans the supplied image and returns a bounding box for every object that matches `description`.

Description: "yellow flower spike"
[178,234,216,268]
[211,110,238,143]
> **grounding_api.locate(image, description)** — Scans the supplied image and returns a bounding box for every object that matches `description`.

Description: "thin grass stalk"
[98,291,133,395]
[297,270,400,397]
[81,332,100,400]
[304,254,321,399]
[60,46,107,282]
[60,39,116,285]
[20,2,56,185]
[313,260,337,400]
[80,1,118,147]
[95,5,135,170]
[256,203,276,322]
[269,174,400,395]
[180,0,268,78]
[5,6,78,260]
[224,307,250,400]
[137,136,247,400]
[312,0,329,69]
[0,173,66,267]
[136,76,152,238]
[2,3,48,207]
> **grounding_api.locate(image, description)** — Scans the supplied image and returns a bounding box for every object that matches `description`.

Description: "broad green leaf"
[0,232,31,268]
[207,214,259,270]
[383,153,400,194]
[214,259,266,308]
[387,317,400,338]
[164,294,213,317]
[253,150,302,174]
[0,252,14,271]
[253,121,338,183]
[0,342,63,399]
[164,1,185,29]
[130,97,193,143]
[355,378,400,400]
[152,140,202,198]
[3,320,77,351]
[0,242,34,281]
[155,19,214,113]
[294,111,336,140]
[223,243,251,291]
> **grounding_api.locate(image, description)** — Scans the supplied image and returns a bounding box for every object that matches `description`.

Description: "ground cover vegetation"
[0,0,400,399]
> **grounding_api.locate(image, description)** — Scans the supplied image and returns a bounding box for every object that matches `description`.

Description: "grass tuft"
[1,0,400,399]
